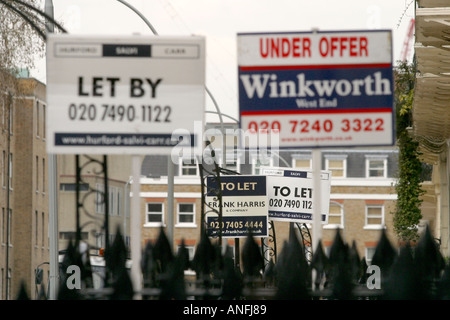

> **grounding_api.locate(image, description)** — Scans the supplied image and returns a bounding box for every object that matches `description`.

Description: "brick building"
[0,76,48,299]
[137,123,419,266]
[56,154,133,254]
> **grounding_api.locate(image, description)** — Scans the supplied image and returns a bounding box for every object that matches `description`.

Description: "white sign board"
[237,30,394,148]
[205,175,268,238]
[260,167,331,224]
[46,34,206,154]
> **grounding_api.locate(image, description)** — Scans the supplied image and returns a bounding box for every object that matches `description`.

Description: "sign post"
[46,34,206,296]
[46,34,206,155]
[238,30,394,249]
[260,166,331,226]
[237,30,394,149]
[205,175,269,238]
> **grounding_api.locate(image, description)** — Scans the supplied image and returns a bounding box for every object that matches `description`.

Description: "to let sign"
[260,167,331,224]
[46,34,205,154]
[237,30,394,148]
[206,175,268,238]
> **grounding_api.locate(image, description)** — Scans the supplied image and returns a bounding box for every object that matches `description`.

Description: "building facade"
[0,76,48,299]
[56,154,133,257]
[414,0,450,256]
[138,124,407,267]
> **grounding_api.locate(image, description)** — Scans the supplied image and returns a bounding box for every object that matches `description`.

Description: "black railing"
[19,224,449,300]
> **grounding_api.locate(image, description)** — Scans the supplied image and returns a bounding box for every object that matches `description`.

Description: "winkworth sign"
[237,30,394,148]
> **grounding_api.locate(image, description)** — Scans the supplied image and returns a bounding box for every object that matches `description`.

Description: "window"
[8,153,12,189]
[108,187,116,216]
[180,158,198,176]
[146,203,164,225]
[95,184,122,216]
[325,156,346,178]
[324,201,344,229]
[364,205,384,229]
[36,156,39,192]
[292,157,312,170]
[1,98,4,127]
[251,155,273,174]
[224,157,240,172]
[177,203,195,226]
[7,209,11,244]
[59,231,88,240]
[116,188,122,216]
[366,156,387,178]
[223,148,240,172]
[365,247,377,265]
[95,183,105,214]
[176,244,195,262]
[420,163,433,182]
[42,104,46,140]
[35,211,38,245]
[42,212,45,246]
[2,151,5,188]
[9,102,13,135]
[1,208,5,244]
[42,158,45,193]
[36,101,40,137]
[60,183,89,191]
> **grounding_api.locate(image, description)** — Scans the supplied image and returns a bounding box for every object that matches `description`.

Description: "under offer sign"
[46,34,206,154]
[260,167,331,224]
[206,175,268,238]
[237,30,394,148]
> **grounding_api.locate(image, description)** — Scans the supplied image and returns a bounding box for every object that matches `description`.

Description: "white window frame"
[36,100,40,138]
[42,158,45,194]
[364,205,385,230]
[365,247,377,265]
[145,202,165,227]
[95,183,105,214]
[224,149,241,172]
[2,151,5,188]
[177,244,196,275]
[177,244,195,261]
[8,153,13,190]
[176,202,196,227]
[324,201,344,229]
[179,157,199,177]
[325,155,347,178]
[292,156,312,170]
[251,154,273,175]
[35,156,39,193]
[42,103,46,140]
[365,156,388,178]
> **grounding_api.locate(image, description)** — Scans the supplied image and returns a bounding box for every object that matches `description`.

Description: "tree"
[0,0,47,77]
[392,60,425,243]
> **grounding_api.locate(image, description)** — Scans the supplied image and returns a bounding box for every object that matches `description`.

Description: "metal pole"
[45,0,54,32]
[167,157,174,249]
[312,149,322,252]
[116,0,158,35]
[116,0,228,280]
[311,149,322,290]
[45,0,59,300]
[130,155,142,298]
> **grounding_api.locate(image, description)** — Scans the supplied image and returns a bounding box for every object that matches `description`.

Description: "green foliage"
[392,61,425,242]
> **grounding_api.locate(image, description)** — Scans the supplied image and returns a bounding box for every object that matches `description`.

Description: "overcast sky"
[32,0,415,121]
